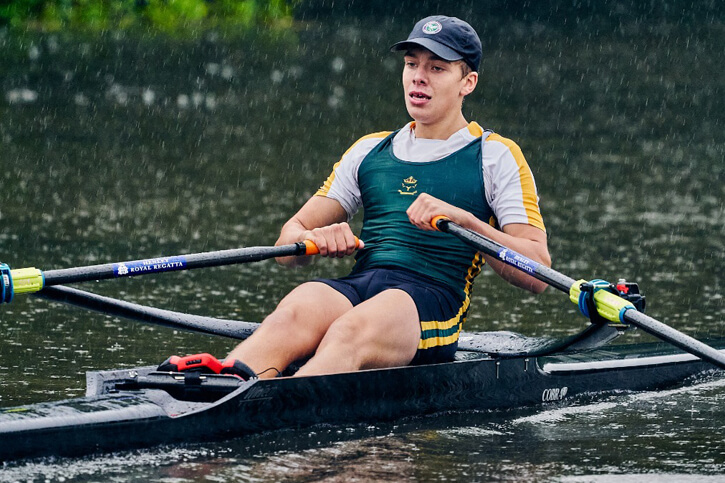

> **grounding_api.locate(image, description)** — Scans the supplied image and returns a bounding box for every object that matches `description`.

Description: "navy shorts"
[316,268,467,365]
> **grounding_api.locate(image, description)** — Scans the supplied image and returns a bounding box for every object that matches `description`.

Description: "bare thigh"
[227,281,353,376]
[294,288,421,376]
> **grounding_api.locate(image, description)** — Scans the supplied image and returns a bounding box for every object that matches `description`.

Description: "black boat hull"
[1,341,721,462]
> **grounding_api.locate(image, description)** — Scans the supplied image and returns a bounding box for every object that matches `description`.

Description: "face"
[402,47,478,126]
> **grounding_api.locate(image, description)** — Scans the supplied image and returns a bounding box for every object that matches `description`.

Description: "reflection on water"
[0,11,724,481]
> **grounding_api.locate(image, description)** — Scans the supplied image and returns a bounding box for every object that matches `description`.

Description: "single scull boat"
[2,221,723,462]
[0,314,721,462]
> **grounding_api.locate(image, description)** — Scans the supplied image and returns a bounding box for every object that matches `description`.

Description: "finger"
[308,229,329,257]
[407,204,431,230]
[406,202,423,227]
[343,228,358,256]
[324,228,339,258]
[328,222,354,257]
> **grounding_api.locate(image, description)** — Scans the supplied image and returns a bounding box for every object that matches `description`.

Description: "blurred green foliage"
[0,0,296,33]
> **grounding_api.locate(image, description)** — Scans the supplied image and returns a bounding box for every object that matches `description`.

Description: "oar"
[38,284,620,356]
[432,216,725,369]
[1,239,357,304]
[36,285,260,339]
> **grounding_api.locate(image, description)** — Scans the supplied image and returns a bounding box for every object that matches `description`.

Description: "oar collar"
[1,263,12,304]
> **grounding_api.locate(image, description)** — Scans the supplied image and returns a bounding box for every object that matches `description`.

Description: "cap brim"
[389,38,463,62]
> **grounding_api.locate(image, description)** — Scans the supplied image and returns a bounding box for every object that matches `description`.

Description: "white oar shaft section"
[432,216,725,370]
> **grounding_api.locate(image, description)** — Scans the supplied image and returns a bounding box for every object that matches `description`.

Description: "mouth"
[409,91,431,101]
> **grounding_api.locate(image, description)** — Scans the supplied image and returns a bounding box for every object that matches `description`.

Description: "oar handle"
[301,237,362,256]
[431,215,451,231]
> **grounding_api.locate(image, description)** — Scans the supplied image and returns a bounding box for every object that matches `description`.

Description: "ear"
[460,72,478,97]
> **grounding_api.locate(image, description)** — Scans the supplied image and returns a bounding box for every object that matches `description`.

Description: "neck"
[412,113,469,140]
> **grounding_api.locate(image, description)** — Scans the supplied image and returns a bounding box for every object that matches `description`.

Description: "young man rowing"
[161,16,551,379]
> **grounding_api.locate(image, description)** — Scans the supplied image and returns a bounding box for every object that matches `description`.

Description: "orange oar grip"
[431,215,450,231]
[303,237,361,256]
[303,240,320,255]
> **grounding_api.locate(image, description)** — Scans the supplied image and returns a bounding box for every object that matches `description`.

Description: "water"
[1,12,724,481]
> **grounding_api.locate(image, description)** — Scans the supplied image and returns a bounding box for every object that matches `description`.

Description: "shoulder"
[481,133,545,232]
[481,132,533,180]
[314,130,393,203]
[483,133,526,161]
[342,131,393,158]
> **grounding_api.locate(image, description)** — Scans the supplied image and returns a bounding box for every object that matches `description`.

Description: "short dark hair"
[458,60,472,79]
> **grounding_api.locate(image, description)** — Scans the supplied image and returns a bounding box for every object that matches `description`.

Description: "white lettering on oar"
[113,256,188,277]
[497,248,539,274]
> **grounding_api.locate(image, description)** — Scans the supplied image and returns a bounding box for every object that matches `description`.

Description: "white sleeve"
[315,133,390,219]
[482,135,546,232]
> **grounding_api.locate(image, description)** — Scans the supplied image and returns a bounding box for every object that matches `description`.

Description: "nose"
[412,68,428,85]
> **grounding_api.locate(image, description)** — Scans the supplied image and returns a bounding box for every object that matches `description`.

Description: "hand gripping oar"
[431,216,725,370]
[0,238,359,304]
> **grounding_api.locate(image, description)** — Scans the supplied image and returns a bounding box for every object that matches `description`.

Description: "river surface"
[0,11,724,482]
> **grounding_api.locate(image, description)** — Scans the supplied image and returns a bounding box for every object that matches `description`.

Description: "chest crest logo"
[398,176,418,196]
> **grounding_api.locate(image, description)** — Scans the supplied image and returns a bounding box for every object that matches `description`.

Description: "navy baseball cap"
[390,16,482,72]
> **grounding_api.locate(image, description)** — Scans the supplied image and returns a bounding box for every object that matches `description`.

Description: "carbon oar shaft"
[2,241,321,302]
[37,285,259,340]
[439,219,576,292]
[623,310,725,367]
[434,217,725,370]
[43,244,307,285]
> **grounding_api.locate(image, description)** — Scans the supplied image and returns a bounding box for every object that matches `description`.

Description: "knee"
[260,305,319,346]
[261,306,301,334]
[317,316,369,363]
[321,317,359,347]
[318,313,419,370]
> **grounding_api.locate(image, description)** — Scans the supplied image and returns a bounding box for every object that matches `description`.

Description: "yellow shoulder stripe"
[315,131,392,197]
[467,121,484,137]
[486,133,546,232]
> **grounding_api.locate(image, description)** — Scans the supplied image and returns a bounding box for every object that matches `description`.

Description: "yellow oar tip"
[10,268,44,295]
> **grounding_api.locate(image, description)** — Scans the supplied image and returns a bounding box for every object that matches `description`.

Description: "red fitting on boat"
[157,353,223,374]
[220,359,257,380]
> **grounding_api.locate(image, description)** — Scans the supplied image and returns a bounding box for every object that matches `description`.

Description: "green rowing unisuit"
[353,130,494,301]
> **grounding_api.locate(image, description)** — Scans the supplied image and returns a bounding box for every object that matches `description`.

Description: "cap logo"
[422,21,442,35]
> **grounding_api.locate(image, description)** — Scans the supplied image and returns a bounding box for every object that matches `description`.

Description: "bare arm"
[276,196,361,267]
[407,193,551,293]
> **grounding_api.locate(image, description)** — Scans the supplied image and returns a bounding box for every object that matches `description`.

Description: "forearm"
[274,196,358,268]
[456,212,551,293]
[275,217,313,267]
